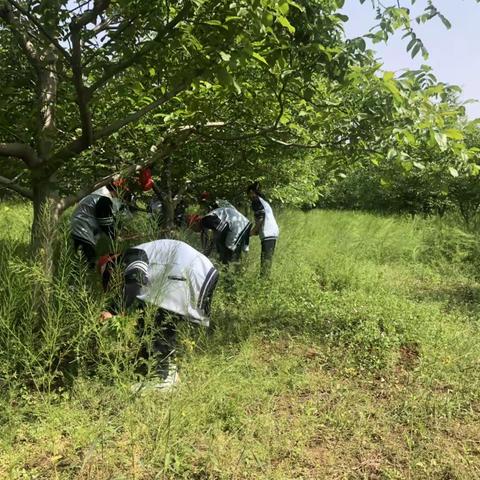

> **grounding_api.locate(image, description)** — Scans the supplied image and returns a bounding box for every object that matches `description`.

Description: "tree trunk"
[162,194,175,230]
[158,158,176,232]
[31,174,61,278]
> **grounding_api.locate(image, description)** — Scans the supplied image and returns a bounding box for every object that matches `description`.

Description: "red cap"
[186,213,202,227]
[138,168,154,191]
[97,254,119,275]
[112,178,129,190]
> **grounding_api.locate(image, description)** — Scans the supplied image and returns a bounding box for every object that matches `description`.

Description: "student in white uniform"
[99,240,219,390]
[191,205,252,264]
[247,182,279,277]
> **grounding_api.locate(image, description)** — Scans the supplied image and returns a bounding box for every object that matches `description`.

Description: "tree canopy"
[0,0,479,246]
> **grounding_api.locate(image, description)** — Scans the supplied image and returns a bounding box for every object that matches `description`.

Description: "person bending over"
[189,204,251,264]
[71,182,125,268]
[99,239,219,391]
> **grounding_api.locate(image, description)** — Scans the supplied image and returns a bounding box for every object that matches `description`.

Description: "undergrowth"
[0,203,479,479]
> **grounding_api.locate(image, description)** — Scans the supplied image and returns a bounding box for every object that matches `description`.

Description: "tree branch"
[71,0,111,29]
[0,2,39,66]
[0,175,33,199]
[58,136,183,212]
[193,124,278,142]
[70,32,92,146]
[88,1,192,94]
[94,82,189,142]
[6,0,72,62]
[50,81,188,173]
[267,136,350,150]
[273,76,288,128]
[0,142,39,167]
[68,1,112,147]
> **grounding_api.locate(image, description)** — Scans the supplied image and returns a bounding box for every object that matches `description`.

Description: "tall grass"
[1,204,480,478]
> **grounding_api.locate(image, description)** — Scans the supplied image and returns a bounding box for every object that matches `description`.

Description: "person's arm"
[95,196,116,239]
[250,198,265,236]
[201,215,222,255]
[103,249,149,316]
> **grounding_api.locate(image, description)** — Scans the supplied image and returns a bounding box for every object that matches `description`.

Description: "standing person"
[247,182,279,277]
[71,182,125,268]
[190,205,251,264]
[99,240,219,391]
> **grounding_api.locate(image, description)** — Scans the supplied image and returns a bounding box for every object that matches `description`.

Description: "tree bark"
[31,174,60,277]
[159,158,175,230]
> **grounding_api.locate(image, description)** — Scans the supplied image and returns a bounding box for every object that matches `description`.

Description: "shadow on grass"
[411,282,480,316]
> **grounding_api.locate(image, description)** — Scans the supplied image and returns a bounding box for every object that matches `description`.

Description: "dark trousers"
[260,238,276,277]
[72,236,96,269]
[216,225,251,264]
[136,308,178,377]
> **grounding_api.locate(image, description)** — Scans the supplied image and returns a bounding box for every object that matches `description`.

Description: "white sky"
[342,0,480,119]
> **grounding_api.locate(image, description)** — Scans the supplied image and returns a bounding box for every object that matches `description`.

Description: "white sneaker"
[130,366,180,394]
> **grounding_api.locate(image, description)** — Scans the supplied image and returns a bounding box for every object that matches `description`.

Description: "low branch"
[58,137,182,212]
[95,87,185,141]
[194,125,278,142]
[0,142,39,167]
[267,136,350,150]
[0,175,33,199]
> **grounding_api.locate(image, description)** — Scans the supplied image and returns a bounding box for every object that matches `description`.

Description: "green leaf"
[443,128,464,140]
[387,148,397,161]
[335,0,345,8]
[252,51,269,66]
[404,131,416,145]
[402,160,413,172]
[434,132,448,150]
[411,42,421,58]
[219,51,231,61]
[383,71,394,82]
[279,1,289,15]
[288,1,304,11]
[385,80,401,101]
[413,161,425,170]
[334,13,349,22]
[277,15,295,33]
[448,166,459,177]
[204,20,227,30]
[439,13,451,29]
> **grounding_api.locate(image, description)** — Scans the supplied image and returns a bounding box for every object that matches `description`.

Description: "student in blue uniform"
[247,182,279,276]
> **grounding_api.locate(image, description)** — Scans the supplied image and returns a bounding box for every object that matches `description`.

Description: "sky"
[341,0,480,119]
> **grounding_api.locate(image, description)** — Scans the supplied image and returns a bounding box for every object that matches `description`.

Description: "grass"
[1,202,480,479]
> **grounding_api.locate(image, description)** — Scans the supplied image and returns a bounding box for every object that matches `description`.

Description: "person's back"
[255,196,279,241]
[71,186,122,245]
[124,239,218,326]
[208,206,250,251]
